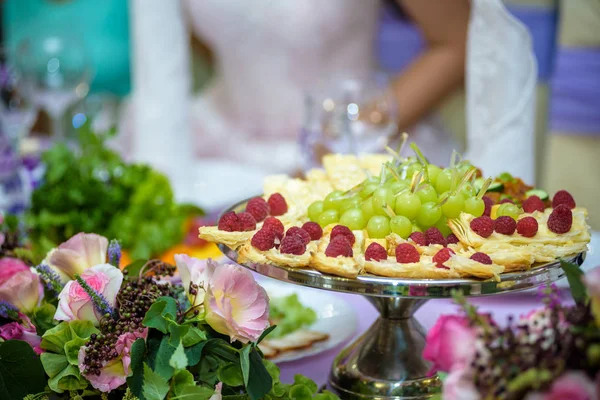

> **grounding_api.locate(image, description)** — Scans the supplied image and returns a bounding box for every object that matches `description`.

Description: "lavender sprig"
[36,264,65,295]
[0,300,19,320]
[108,239,121,268]
[74,274,116,319]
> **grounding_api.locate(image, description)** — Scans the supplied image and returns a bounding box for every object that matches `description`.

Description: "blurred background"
[0,0,598,229]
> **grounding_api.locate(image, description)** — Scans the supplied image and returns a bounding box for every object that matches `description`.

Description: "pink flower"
[79,328,148,392]
[55,264,123,326]
[525,372,597,400]
[423,315,478,373]
[583,266,600,299]
[0,257,43,312]
[443,369,480,400]
[209,382,223,400]
[204,264,269,343]
[174,254,216,307]
[0,313,43,354]
[46,233,109,282]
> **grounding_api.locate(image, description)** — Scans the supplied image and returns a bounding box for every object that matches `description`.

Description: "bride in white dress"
[127,0,536,210]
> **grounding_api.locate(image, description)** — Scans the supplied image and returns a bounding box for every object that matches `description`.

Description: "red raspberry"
[331,225,356,246]
[279,235,306,255]
[547,205,573,234]
[425,227,446,246]
[286,226,311,245]
[517,216,538,237]
[267,193,288,216]
[499,198,514,204]
[522,195,545,213]
[446,233,459,245]
[246,197,270,222]
[218,211,241,232]
[470,216,494,238]
[238,212,257,231]
[365,242,388,261]
[408,232,427,246]
[552,190,576,209]
[395,243,420,263]
[302,222,323,241]
[433,248,455,269]
[494,216,517,235]
[482,196,494,217]
[325,236,353,258]
[470,252,492,265]
[251,228,276,251]
[262,217,284,237]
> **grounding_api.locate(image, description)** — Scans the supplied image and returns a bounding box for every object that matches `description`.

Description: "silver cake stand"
[218,201,585,399]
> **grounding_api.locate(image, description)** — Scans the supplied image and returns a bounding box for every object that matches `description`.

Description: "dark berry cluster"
[117,277,171,319]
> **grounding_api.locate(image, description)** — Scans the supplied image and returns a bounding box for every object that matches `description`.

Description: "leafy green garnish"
[26,122,202,261]
[268,294,317,338]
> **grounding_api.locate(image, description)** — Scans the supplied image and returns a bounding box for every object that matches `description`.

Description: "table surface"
[276,231,600,385]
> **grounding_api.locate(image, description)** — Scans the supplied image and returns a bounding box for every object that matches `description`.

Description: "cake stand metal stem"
[329,297,441,399]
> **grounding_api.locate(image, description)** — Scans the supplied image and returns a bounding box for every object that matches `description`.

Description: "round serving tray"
[220,244,585,298]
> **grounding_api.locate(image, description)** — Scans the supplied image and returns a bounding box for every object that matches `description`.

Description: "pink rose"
[55,264,123,326]
[0,257,43,312]
[584,266,600,299]
[79,328,148,392]
[423,315,478,373]
[525,372,597,400]
[174,254,216,307]
[210,382,223,400]
[0,313,43,354]
[46,233,109,282]
[443,369,480,400]
[204,264,269,343]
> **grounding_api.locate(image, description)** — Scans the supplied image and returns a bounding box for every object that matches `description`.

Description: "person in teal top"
[3,0,131,97]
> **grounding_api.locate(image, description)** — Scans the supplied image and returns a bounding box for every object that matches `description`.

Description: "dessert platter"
[199,143,590,399]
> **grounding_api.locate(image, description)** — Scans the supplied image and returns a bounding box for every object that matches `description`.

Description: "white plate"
[258,278,357,364]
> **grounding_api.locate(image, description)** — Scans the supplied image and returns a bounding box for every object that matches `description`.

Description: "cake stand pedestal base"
[329,298,441,399]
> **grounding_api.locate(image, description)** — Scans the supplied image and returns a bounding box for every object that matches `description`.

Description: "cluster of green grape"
[307,149,492,239]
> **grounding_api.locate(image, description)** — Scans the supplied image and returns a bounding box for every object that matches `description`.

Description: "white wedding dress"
[128,0,536,210]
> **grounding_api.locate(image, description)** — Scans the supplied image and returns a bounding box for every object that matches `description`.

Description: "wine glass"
[299,73,398,171]
[16,35,93,140]
[0,47,38,151]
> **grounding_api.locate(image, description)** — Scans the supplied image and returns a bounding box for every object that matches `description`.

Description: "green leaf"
[143,297,178,333]
[268,294,317,338]
[169,323,190,347]
[561,260,588,303]
[175,386,215,400]
[0,340,46,399]
[40,352,69,378]
[218,363,244,387]
[47,364,88,393]
[123,260,147,280]
[289,385,313,400]
[184,341,207,367]
[127,338,147,400]
[240,345,252,387]
[171,369,195,397]
[246,348,272,400]
[256,325,277,345]
[30,303,57,335]
[313,390,340,400]
[169,342,188,371]
[154,336,176,380]
[182,326,207,347]
[64,336,89,365]
[142,363,170,400]
[293,375,318,394]
[40,321,99,354]
[262,359,281,381]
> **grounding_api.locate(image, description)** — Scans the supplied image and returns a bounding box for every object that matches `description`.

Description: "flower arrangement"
[0,228,339,400]
[424,261,600,400]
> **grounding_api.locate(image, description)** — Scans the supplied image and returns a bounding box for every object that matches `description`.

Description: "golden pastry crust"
[238,242,271,265]
[446,255,504,281]
[310,252,362,278]
[360,256,460,279]
[386,233,444,256]
[198,226,254,250]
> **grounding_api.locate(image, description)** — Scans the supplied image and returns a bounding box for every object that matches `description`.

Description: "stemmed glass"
[300,74,398,171]
[16,35,93,140]
[0,47,38,151]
